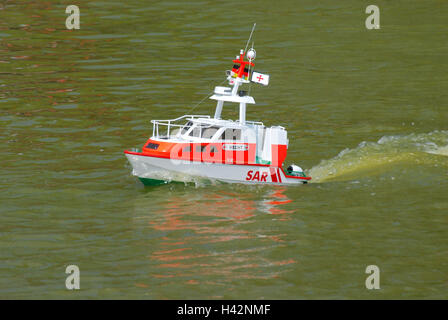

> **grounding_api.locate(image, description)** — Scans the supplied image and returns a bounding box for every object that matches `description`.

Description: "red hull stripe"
[270,167,278,183]
[284,175,312,181]
[279,167,312,181]
[277,168,282,183]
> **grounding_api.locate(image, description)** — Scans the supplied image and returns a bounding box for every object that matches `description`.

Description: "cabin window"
[201,126,221,139]
[182,146,191,153]
[145,143,159,150]
[189,125,201,138]
[220,129,241,141]
[181,121,193,135]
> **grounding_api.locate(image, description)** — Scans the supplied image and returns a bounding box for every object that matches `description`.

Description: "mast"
[211,24,259,125]
[210,48,257,124]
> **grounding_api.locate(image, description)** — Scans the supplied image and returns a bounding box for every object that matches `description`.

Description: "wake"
[307,130,448,183]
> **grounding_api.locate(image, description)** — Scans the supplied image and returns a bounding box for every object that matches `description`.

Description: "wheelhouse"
[142,114,288,167]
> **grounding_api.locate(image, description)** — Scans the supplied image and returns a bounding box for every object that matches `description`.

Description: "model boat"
[124,28,311,186]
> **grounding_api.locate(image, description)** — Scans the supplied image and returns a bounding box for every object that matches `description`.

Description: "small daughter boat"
[124,27,311,186]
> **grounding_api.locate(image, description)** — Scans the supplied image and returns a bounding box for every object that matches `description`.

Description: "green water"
[1,0,447,299]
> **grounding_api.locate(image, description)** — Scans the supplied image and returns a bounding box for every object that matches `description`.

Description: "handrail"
[150,114,210,125]
[149,114,267,139]
[150,115,212,139]
[245,120,264,126]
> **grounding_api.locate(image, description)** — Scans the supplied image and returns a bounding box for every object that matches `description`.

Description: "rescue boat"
[124,27,311,186]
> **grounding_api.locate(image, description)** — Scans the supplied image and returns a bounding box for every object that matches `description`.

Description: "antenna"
[244,23,256,53]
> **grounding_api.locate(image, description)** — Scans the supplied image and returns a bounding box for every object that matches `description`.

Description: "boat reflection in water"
[130,186,299,297]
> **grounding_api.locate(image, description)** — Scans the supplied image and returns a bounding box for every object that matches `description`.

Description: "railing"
[150,115,266,140]
[150,115,211,139]
[244,120,264,126]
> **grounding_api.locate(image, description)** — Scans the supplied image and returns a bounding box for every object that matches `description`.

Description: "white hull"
[125,153,308,185]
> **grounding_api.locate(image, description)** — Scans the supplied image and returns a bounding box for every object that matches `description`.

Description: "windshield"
[183,123,221,139]
[181,121,193,134]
